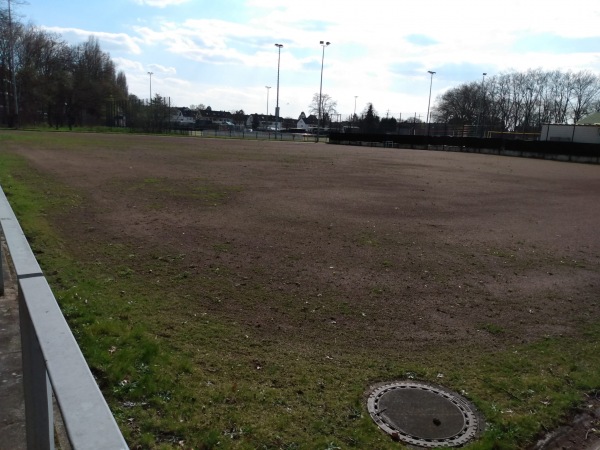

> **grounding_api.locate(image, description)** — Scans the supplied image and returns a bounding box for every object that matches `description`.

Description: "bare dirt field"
[3,132,600,448]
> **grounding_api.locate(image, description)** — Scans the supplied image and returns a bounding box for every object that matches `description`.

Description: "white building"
[540,113,600,144]
[170,108,196,126]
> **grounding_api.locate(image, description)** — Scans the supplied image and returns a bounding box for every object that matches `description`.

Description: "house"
[246,114,280,130]
[198,108,236,129]
[282,117,297,129]
[170,107,196,127]
[245,114,265,130]
[297,113,318,131]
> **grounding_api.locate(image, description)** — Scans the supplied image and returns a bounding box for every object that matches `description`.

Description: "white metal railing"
[0,186,128,450]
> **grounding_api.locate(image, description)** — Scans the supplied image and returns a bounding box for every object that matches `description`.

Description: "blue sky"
[20,0,600,120]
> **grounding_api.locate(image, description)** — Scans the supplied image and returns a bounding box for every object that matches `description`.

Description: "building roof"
[302,115,318,125]
[577,112,600,125]
[200,109,233,119]
[177,107,196,117]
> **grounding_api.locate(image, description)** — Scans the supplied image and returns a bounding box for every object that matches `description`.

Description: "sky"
[18,0,600,121]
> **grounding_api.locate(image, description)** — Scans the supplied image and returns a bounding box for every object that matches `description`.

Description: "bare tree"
[434,82,480,125]
[2,4,130,128]
[309,92,337,125]
[548,70,572,124]
[570,71,600,122]
[489,74,514,130]
[434,69,600,131]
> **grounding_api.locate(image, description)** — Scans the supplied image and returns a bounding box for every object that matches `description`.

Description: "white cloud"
[132,0,190,8]
[43,26,142,54]
[112,57,146,73]
[117,0,600,115]
[133,19,276,67]
[148,63,177,75]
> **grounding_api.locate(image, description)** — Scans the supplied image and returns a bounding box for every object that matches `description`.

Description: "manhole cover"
[367,381,482,447]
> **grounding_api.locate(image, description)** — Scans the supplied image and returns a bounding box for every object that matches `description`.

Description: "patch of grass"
[479,322,506,335]
[123,177,243,209]
[355,230,380,247]
[456,328,600,448]
[213,242,231,253]
[369,285,387,296]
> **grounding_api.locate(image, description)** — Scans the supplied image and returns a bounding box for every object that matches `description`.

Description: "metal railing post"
[0,236,4,296]
[19,285,54,449]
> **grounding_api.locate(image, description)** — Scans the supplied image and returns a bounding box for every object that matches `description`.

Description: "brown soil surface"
[5,132,600,448]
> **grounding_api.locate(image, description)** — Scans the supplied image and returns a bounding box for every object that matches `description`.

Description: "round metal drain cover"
[367,381,482,447]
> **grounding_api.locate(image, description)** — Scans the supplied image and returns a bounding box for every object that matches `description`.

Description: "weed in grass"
[117,266,134,278]
[199,430,221,450]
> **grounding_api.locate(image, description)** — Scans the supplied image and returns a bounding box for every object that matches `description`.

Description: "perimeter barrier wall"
[328,133,600,163]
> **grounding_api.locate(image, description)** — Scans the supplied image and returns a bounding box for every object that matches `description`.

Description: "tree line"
[1,3,128,127]
[336,69,600,135]
[433,69,600,132]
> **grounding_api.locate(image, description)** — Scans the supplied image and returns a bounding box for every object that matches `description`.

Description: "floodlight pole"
[148,72,153,103]
[316,41,330,143]
[274,43,283,131]
[476,72,487,136]
[265,86,271,116]
[426,70,436,136]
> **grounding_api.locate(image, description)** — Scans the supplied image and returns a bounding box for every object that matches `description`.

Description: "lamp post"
[274,43,283,131]
[147,71,153,103]
[426,70,436,136]
[316,41,330,143]
[265,86,271,117]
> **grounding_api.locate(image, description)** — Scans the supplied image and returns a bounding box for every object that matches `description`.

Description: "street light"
[274,43,283,131]
[147,71,153,102]
[265,86,271,116]
[316,41,330,143]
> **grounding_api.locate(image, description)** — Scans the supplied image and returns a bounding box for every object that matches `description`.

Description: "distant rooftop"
[577,112,600,125]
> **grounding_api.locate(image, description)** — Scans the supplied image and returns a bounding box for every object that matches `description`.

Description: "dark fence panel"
[329,133,600,163]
